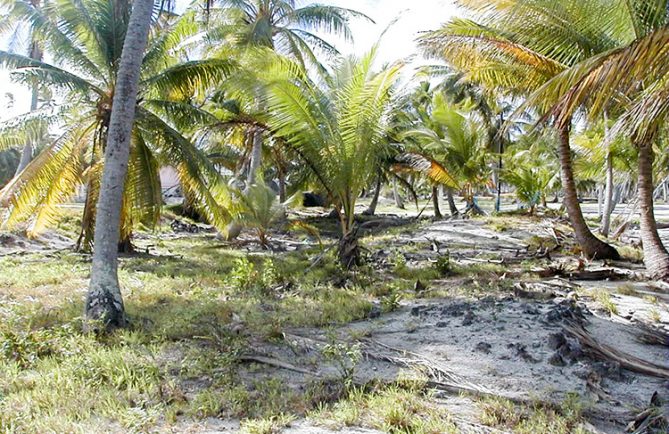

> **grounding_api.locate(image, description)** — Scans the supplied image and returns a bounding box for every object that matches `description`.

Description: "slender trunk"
[392,177,404,209]
[557,123,619,260]
[432,185,442,219]
[247,127,263,186]
[278,169,286,203]
[446,188,459,216]
[495,141,503,213]
[597,187,603,219]
[601,150,614,237]
[85,0,154,330]
[15,43,42,176]
[363,175,382,216]
[636,141,669,280]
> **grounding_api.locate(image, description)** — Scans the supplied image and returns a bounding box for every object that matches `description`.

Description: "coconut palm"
[417,0,621,259]
[519,1,669,278]
[503,132,561,213]
[263,49,401,268]
[572,121,637,235]
[204,0,369,191]
[0,0,47,175]
[403,93,489,215]
[0,0,234,252]
[85,0,155,329]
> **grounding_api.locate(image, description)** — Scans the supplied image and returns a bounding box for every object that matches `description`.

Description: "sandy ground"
[162,216,669,433]
[4,202,669,433]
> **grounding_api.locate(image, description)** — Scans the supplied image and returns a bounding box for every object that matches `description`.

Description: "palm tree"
[503,132,561,213]
[403,93,489,215]
[204,0,369,190]
[264,49,401,268]
[86,0,155,329]
[417,0,621,259]
[0,0,46,175]
[0,0,234,251]
[519,1,669,278]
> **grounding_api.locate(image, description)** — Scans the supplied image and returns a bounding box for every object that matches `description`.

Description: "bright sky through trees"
[0,0,457,120]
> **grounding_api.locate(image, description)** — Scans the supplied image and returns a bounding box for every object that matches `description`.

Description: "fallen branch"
[237,355,322,377]
[564,324,669,379]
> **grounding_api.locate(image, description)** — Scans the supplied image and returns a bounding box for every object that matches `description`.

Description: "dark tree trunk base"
[84,288,126,333]
[432,186,442,220]
[339,228,362,270]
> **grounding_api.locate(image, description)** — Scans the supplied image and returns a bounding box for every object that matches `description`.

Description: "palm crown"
[0,0,235,250]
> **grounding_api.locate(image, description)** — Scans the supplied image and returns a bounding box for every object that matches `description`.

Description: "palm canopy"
[0,0,235,249]
[402,92,485,201]
[205,0,370,72]
[416,0,660,101]
[518,2,669,137]
[263,47,401,235]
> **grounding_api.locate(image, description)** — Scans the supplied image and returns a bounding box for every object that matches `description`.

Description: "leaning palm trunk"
[338,200,361,269]
[85,0,154,330]
[558,124,619,260]
[636,141,669,280]
[432,185,442,219]
[225,126,264,241]
[600,149,614,237]
[363,175,382,216]
[247,127,263,186]
[446,188,459,216]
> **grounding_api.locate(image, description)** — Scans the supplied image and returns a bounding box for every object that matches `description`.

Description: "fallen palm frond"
[563,323,669,379]
[392,152,459,189]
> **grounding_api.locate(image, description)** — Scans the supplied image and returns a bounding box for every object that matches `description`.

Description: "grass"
[590,289,619,316]
[0,206,650,432]
[478,395,589,434]
[309,381,458,434]
[0,223,375,432]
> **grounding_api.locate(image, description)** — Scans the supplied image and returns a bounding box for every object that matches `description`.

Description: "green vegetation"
[1,0,669,431]
[478,395,589,434]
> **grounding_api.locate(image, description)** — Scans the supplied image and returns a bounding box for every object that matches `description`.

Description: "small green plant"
[649,308,661,323]
[616,284,640,297]
[381,293,403,313]
[321,334,361,388]
[391,251,407,274]
[592,289,618,316]
[434,251,451,276]
[240,414,296,434]
[230,257,257,292]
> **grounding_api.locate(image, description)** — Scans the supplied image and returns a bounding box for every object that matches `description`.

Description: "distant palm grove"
[1,0,669,432]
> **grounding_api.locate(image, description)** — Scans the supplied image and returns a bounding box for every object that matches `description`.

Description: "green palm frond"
[143,59,237,97]
[0,107,59,152]
[264,48,401,233]
[126,132,162,230]
[0,50,104,95]
[1,123,92,233]
[138,108,235,231]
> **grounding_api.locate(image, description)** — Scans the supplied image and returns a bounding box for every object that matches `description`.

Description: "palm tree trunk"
[637,141,669,280]
[363,175,382,216]
[278,169,286,203]
[446,188,459,216]
[247,127,263,186]
[14,42,42,176]
[432,185,442,219]
[600,150,614,237]
[226,126,263,241]
[557,124,619,260]
[392,177,404,209]
[85,0,154,330]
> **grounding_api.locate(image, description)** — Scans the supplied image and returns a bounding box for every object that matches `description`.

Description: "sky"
[0,0,459,121]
